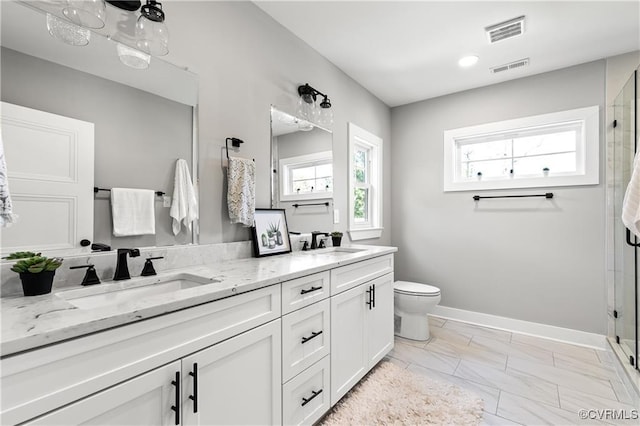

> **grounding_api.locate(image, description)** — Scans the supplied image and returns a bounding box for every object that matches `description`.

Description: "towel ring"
[225,138,243,160]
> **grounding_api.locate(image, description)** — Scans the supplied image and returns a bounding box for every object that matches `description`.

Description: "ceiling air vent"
[490,58,530,74]
[485,16,525,43]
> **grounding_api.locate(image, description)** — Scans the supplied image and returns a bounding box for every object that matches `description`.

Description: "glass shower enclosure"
[613,67,639,370]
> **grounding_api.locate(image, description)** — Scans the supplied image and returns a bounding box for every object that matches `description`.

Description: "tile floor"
[386,316,640,425]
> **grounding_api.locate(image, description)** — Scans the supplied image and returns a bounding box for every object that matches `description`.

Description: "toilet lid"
[394,281,440,296]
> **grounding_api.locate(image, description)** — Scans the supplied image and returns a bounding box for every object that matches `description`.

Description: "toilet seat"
[394,281,440,297]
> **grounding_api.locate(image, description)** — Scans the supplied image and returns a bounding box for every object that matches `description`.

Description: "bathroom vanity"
[0,245,396,425]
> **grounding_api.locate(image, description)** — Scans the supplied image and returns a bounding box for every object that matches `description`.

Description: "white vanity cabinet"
[2,249,396,426]
[25,360,181,425]
[26,320,282,426]
[181,320,282,426]
[2,284,281,425]
[330,255,394,405]
[281,272,331,426]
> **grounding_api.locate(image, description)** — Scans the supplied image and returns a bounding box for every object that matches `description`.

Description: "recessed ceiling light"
[458,55,479,68]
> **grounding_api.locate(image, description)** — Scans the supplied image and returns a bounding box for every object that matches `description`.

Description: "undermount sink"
[300,247,366,255]
[57,273,220,309]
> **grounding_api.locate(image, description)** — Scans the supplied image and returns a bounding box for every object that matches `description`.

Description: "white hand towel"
[622,151,640,237]
[227,157,256,227]
[170,159,199,235]
[111,188,156,237]
[0,137,17,227]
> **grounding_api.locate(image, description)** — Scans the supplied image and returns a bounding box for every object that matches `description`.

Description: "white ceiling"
[255,1,640,107]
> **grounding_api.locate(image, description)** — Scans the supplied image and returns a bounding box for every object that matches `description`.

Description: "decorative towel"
[623,151,640,237]
[111,188,156,236]
[0,138,17,227]
[227,157,256,226]
[170,159,199,235]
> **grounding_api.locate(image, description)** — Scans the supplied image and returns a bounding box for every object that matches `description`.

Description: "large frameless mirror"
[0,1,198,255]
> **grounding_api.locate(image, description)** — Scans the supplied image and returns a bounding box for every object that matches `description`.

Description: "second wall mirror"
[270,107,333,234]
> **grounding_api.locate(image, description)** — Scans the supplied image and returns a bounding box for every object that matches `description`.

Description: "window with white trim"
[279,151,333,201]
[349,123,382,241]
[443,106,599,191]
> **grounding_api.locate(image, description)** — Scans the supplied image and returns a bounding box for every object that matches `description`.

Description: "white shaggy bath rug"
[320,360,484,426]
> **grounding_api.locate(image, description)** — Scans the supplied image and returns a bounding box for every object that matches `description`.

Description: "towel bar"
[94,187,165,197]
[292,202,330,208]
[472,193,553,201]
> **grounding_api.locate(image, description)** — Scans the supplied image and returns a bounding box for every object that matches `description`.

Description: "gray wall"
[1,47,193,249]
[390,61,607,334]
[165,1,391,246]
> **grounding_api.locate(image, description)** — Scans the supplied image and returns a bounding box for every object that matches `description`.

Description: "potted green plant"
[5,251,63,296]
[330,231,343,247]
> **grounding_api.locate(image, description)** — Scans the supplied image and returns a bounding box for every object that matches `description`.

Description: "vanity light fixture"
[107,0,169,56]
[44,0,169,57]
[297,83,333,127]
[133,0,169,56]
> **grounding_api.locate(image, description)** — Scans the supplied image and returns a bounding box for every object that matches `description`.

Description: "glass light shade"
[297,97,314,121]
[318,107,333,127]
[117,43,151,69]
[63,0,106,29]
[135,15,169,56]
[309,100,321,124]
[46,13,90,46]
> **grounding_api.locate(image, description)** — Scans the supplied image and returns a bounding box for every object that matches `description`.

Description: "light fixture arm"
[298,83,331,108]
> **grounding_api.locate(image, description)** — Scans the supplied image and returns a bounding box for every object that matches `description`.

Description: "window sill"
[348,228,383,241]
[279,193,333,202]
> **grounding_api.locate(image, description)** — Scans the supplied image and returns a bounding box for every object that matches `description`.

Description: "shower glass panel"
[613,69,638,368]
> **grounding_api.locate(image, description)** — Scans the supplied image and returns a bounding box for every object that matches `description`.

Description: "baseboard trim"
[431,305,607,350]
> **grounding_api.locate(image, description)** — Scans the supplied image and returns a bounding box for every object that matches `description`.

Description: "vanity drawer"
[1,284,281,426]
[330,254,394,295]
[281,271,330,315]
[282,298,330,382]
[282,355,330,426]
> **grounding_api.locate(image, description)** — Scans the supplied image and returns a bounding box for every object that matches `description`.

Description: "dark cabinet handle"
[189,363,198,413]
[366,285,372,310]
[301,330,323,344]
[171,371,180,425]
[300,286,322,295]
[301,389,323,407]
[372,284,376,308]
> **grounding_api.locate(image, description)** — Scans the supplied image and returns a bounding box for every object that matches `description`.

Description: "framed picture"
[251,208,292,257]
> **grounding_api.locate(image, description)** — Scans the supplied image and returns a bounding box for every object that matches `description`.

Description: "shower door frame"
[613,68,639,371]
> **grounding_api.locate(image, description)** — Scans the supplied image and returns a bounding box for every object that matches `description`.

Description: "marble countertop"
[1,245,396,357]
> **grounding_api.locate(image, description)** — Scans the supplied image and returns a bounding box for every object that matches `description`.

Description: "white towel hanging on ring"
[170,159,198,235]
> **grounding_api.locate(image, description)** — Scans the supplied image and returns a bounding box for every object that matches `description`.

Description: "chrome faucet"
[113,248,140,281]
[311,232,329,250]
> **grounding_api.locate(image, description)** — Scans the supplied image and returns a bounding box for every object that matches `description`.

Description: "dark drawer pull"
[372,283,376,308]
[301,330,323,344]
[189,362,198,413]
[300,286,322,295]
[366,285,372,310]
[301,389,323,407]
[171,371,180,425]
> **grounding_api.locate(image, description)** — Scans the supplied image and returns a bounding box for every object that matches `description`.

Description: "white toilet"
[394,281,441,341]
